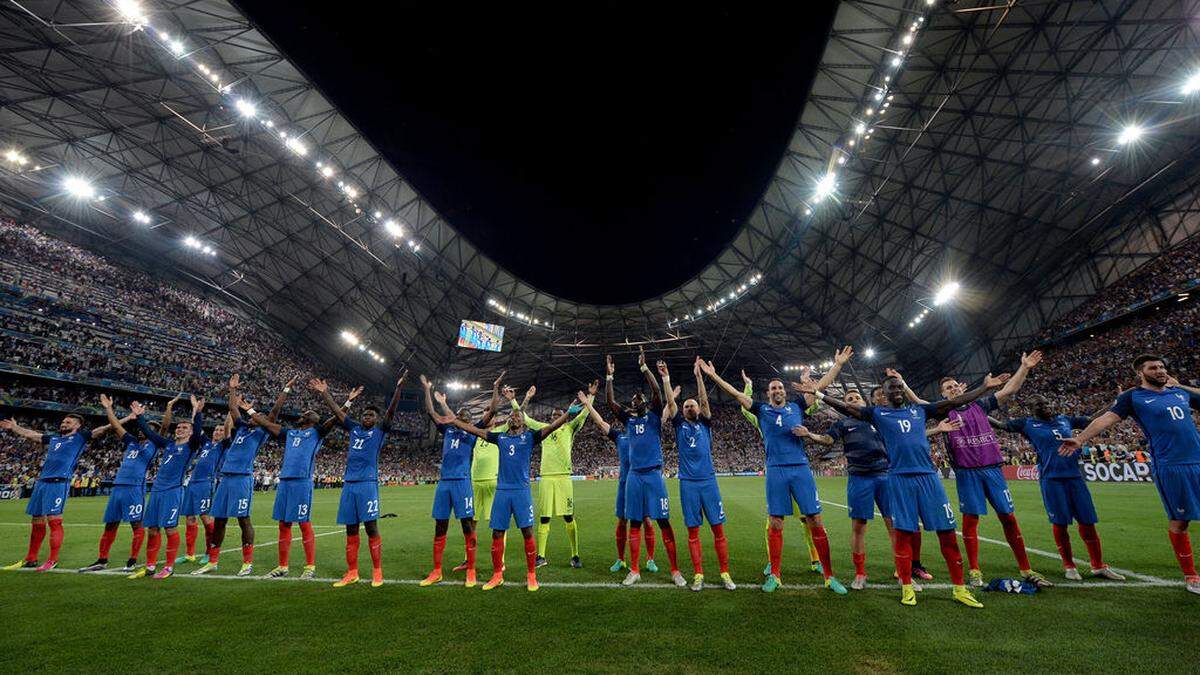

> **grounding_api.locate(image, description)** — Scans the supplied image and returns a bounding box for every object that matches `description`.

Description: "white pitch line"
[218,527,344,554]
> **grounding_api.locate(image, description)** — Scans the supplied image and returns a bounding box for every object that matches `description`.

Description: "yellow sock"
[764,519,771,558]
[536,522,550,557]
[803,517,819,564]
[565,519,578,557]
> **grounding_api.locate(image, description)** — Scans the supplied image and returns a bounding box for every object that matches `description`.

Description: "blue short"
[1040,477,1098,526]
[103,484,146,523]
[145,488,183,529]
[273,478,314,523]
[625,470,670,522]
[615,475,628,519]
[1153,463,1200,521]
[679,477,725,528]
[26,480,68,517]
[955,465,1014,516]
[182,480,213,517]
[337,481,380,524]
[490,487,535,530]
[432,478,475,520]
[889,472,956,532]
[847,473,891,520]
[211,474,254,519]
[765,464,821,517]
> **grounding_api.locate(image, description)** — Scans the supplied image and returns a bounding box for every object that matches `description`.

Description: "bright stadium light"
[115,0,147,25]
[854,122,866,135]
[132,210,150,224]
[1183,72,1200,95]
[864,347,876,359]
[169,39,184,55]
[814,172,837,201]
[1117,124,1144,145]
[285,137,308,156]
[63,176,96,199]
[5,149,28,165]
[183,235,200,248]
[1091,156,1101,166]
[340,330,359,345]
[234,99,257,118]
[383,219,404,237]
[892,55,903,67]
[933,281,960,306]
[321,165,335,178]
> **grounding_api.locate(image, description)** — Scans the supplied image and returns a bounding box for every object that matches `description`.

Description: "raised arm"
[99,393,127,437]
[658,360,677,419]
[268,377,296,423]
[479,370,505,427]
[580,393,611,436]
[534,396,580,442]
[227,374,243,423]
[994,350,1042,403]
[437,414,489,441]
[986,416,1008,432]
[1059,412,1121,456]
[928,417,965,436]
[0,418,45,442]
[158,396,178,435]
[382,368,409,427]
[133,401,171,447]
[605,355,625,419]
[799,385,866,421]
[248,411,283,437]
[694,357,711,418]
[814,346,853,392]
[793,425,833,446]
[886,369,927,405]
[419,374,438,419]
[930,373,1010,417]
[638,347,663,411]
[187,395,206,449]
[307,378,347,424]
[698,359,753,409]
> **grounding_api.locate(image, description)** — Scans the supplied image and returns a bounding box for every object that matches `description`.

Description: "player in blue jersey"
[2,411,112,571]
[127,395,206,580]
[1060,354,1200,594]
[661,357,735,591]
[78,396,144,573]
[807,371,1009,607]
[436,377,577,591]
[700,358,847,594]
[606,348,685,587]
[988,395,1124,581]
[177,414,232,566]
[195,374,271,576]
[311,369,408,588]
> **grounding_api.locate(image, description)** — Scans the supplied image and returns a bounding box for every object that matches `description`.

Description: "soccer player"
[606,349,685,587]
[177,413,232,566]
[195,374,270,576]
[311,369,408,588]
[988,396,1124,581]
[661,357,735,591]
[450,375,511,574]
[699,359,845,594]
[1,411,113,571]
[899,352,1049,586]
[437,378,577,591]
[807,371,1011,608]
[78,399,149,573]
[128,395,206,579]
[1059,354,1200,594]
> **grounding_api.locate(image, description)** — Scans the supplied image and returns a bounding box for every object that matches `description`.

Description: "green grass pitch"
[2,476,1197,673]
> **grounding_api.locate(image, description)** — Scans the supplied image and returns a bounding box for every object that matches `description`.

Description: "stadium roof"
[3,0,1200,400]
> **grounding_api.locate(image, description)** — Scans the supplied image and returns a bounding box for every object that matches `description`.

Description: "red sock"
[491,536,504,575]
[432,534,447,572]
[465,530,477,572]
[242,543,254,565]
[962,514,980,571]
[202,518,214,554]
[147,530,161,567]
[810,525,833,579]
[998,512,1032,571]
[47,517,64,563]
[937,530,965,585]
[628,526,642,573]
[767,526,783,578]
[345,534,360,573]
[659,523,679,574]
[368,535,382,573]
[130,526,145,560]
[1052,524,1076,568]
[278,523,293,567]
[165,531,180,566]
[644,521,656,560]
[99,528,117,560]
[711,523,729,574]
[894,530,913,584]
[523,534,537,574]
[852,552,866,577]
[300,521,316,566]
[26,521,46,561]
[615,521,627,562]
[1168,530,1197,577]
[1077,523,1104,570]
[912,529,923,566]
[185,521,198,557]
[686,526,703,575]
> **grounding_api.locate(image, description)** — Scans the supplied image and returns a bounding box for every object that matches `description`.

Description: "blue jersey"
[1111,387,1200,467]
[222,419,269,475]
[139,413,204,491]
[342,418,390,482]
[625,411,663,471]
[277,426,325,479]
[36,429,91,480]
[486,430,537,489]
[828,417,888,475]
[861,403,941,475]
[112,435,159,486]
[189,438,227,483]
[608,427,630,477]
[672,412,715,480]
[437,424,477,480]
[1006,415,1091,479]
[750,401,809,467]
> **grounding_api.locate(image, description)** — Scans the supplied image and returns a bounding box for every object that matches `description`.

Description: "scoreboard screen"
[456,320,504,352]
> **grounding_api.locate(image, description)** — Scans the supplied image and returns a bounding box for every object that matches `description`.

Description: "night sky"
[239,2,838,304]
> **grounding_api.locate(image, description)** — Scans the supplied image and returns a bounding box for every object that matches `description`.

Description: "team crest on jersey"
[1177,393,1186,402]
[910,409,919,417]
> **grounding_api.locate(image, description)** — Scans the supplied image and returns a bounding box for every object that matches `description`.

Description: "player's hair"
[845,389,862,399]
[363,404,381,414]
[64,413,84,424]
[768,378,784,387]
[1132,353,1165,371]
[938,376,957,389]
[869,385,882,399]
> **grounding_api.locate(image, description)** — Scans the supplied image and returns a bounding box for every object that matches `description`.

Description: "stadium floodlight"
[183,235,200,248]
[320,165,334,178]
[383,219,403,237]
[1117,124,1144,145]
[854,122,866,135]
[285,137,307,156]
[933,281,960,305]
[892,55,903,67]
[864,347,876,359]
[344,186,358,199]
[115,0,147,25]
[814,172,837,201]
[169,39,184,55]
[264,120,274,128]
[902,33,913,45]
[234,99,256,118]
[874,91,884,101]
[63,176,96,199]
[1183,72,1200,96]
[1091,157,1101,166]
[837,156,847,165]
[340,330,359,345]
[132,210,150,224]
[6,149,28,165]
